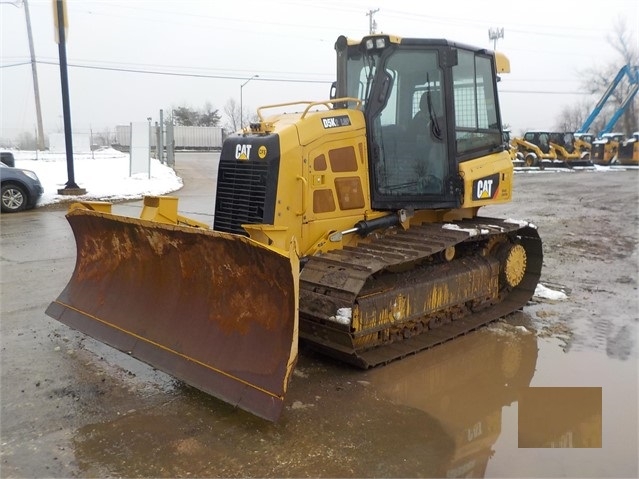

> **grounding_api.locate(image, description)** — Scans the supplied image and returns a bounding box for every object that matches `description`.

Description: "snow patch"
[534,283,568,301]
[504,218,532,228]
[329,307,352,325]
[10,148,183,207]
[487,321,532,337]
[442,223,489,236]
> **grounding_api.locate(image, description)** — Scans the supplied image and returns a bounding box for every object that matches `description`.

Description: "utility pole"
[366,8,379,34]
[488,27,504,50]
[23,0,45,151]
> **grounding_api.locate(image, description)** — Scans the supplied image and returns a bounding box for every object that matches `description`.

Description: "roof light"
[362,35,390,52]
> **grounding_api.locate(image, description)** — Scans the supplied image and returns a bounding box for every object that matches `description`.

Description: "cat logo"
[235,144,252,160]
[258,145,267,159]
[472,173,500,201]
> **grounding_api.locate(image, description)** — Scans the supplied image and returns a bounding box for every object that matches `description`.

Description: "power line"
[500,89,588,95]
[378,7,615,40]
[69,59,334,80]
[0,61,32,68]
[34,60,333,84]
[5,59,594,95]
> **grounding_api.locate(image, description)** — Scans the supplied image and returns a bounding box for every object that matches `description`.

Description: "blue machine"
[576,65,639,136]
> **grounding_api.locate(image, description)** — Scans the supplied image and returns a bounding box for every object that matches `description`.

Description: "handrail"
[256,97,362,122]
[296,176,307,216]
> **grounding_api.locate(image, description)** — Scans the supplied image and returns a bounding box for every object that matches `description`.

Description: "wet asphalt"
[1,153,637,477]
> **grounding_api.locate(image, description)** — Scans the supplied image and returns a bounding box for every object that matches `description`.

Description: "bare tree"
[16,131,37,150]
[606,16,639,133]
[223,98,240,133]
[607,15,638,64]
[554,100,593,132]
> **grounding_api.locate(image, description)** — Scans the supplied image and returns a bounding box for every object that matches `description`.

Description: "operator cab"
[334,34,505,211]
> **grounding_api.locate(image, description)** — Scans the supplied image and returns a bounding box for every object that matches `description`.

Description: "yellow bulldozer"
[46,34,543,421]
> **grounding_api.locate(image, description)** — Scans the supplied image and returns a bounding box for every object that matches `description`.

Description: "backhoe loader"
[46,34,543,421]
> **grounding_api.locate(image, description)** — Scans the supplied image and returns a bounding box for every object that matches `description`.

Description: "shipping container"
[173,126,223,149]
[113,125,223,150]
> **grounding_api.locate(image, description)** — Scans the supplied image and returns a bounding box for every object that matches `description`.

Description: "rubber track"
[299,217,543,368]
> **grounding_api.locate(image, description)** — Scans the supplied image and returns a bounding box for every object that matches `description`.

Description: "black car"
[0,162,44,213]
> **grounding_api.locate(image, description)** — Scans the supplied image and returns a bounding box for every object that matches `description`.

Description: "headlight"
[21,170,39,181]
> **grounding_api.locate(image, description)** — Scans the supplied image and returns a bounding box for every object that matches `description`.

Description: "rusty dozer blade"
[46,207,299,422]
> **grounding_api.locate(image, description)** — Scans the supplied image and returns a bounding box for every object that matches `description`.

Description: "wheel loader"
[46,34,543,422]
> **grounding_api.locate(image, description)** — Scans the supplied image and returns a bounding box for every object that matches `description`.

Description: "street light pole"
[240,74,259,128]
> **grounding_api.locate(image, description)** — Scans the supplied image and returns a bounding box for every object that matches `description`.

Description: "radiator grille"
[213,159,271,235]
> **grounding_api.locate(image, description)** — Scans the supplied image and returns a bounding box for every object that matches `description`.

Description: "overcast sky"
[1,0,637,142]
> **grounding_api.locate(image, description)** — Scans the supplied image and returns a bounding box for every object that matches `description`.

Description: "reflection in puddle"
[518,387,602,448]
[71,373,460,477]
[67,316,633,478]
[367,320,538,477]
[72,322,541,478]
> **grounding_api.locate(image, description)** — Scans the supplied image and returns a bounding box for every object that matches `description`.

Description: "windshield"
[341,39,503,209]
[346,47,448,200]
